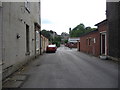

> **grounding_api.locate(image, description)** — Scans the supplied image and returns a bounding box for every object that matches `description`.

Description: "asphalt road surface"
[21,45,118,88]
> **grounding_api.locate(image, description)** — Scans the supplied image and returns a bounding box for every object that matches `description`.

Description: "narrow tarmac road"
[21,45,118,88]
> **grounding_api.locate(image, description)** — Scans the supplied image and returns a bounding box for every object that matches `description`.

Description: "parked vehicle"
[46,44,57,53]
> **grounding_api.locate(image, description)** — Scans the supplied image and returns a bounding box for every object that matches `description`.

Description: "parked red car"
[46,44,57,53]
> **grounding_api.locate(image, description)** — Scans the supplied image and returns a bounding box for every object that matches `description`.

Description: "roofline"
[95,19,107,26]
[41,34,48,39]
[69,37,80,39]
[80,29,98,37]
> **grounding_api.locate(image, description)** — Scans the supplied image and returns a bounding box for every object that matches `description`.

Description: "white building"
[0,2,41,81]
[68,37,80,43]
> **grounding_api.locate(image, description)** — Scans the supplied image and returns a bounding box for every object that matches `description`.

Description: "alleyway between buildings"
[3,45,118,88]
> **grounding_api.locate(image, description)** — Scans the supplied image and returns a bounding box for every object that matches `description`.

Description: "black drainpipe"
[40,31,42,55]
[39,1,42,55]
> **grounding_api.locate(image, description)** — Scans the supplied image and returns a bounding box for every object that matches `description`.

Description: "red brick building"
[95,19,108,56]
[78,19,108,57]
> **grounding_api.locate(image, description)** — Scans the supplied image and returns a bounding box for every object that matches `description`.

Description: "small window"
[25,0,30,13]
[36,31,40,51]
[86,39,88,46]
[88,38,91,46]
[86,38,91,46]
[94,38,96,43]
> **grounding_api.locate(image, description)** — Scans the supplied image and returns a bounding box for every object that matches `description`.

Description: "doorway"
[100,32,107,55]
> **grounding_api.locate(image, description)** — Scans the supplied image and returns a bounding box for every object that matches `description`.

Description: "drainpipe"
[0,2,3,89]
[0,3,2,62]
[38,1,42,55]
[40,31,42,55]
[34,26,36,58]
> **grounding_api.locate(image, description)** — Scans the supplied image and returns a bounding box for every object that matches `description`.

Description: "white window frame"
[94,38,96,43]
[36,31,40,51]
[25,0,30,13]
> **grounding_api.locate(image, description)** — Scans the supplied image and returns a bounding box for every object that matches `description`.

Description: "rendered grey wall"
[0,5,2,89]
[2,2,40,79]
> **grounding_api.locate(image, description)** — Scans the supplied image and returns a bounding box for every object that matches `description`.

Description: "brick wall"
[80,20,108,57]
[97,20,108,55]
[80,30,100,56]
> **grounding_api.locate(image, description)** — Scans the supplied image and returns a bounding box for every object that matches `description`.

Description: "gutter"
[38,1,42,55]
[0,2,3,90]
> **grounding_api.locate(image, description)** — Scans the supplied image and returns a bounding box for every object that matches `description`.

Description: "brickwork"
[80,20,108,57]
[80,30,100,56]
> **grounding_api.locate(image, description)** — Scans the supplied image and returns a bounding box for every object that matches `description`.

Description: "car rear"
[46,45,57,53]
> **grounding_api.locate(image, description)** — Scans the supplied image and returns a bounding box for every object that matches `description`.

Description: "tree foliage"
[52,36,61,47]
[41,29,51,40]
[41,29,61,47]
[64,40,68,43]
[70,23,96,37]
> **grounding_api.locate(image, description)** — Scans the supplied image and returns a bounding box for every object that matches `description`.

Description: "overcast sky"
[41,0,106,35]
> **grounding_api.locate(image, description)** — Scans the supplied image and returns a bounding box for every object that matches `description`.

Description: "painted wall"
[0,4,2,89]
[41,35,49,53]
[1,2,41,79]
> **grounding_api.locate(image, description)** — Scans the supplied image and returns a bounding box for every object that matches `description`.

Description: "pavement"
[3,45,118,88]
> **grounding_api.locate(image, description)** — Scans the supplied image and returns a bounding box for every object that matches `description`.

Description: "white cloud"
[41,0,106,35]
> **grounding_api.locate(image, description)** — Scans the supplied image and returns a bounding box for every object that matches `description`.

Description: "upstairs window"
[25,0,30,13]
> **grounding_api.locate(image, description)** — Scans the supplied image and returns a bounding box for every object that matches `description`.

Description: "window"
[94,38,96,43]
[25,0,30,13]
[86,39,88,46]
[86,38,91,46]
[26,25,30,55]
[36,31,40,51]
[88,38,91,46]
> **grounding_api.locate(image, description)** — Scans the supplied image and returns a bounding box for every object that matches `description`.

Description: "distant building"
[41,35,49,54]
[68,37,80,43]
[61,32,69,43]
[68,37,80,48]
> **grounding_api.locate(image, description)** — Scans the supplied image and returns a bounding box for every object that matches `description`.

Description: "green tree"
[70,23,96,37]
[41,29,51,40]
[41,29,62,47]
[64,40,68,43]
[52,36,61,47]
